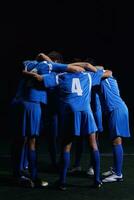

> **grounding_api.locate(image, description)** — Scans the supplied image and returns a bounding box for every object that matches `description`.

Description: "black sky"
[0,0,134,115]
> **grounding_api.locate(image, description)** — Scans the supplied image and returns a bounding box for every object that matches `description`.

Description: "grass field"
[0,135,134,200]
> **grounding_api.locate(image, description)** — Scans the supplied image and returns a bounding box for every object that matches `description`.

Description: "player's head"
[84,57,97,66]
[72,57,82,62]
[36,53,47,61]
[47,51,63,63]
[84,57,104,70]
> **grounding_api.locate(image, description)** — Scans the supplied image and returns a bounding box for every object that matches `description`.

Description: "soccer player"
[95,67,131,183]
[16,53,96,186]
[68,60,104,176]
[11,52,87,187]
[68,83,103,176]
[44,51,64,171]
[87,89,103,176]
[31,68,112,190]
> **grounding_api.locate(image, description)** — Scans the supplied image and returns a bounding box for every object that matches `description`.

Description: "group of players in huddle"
[10,51,131,190]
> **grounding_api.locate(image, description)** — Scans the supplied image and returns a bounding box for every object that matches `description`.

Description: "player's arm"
[67,64,85,72]
[69,62,97,72]
[95,65,112,78]
[51,62,85,73]
[22,70,43,82]
[22,70,37,77]
[102,70,112,78]
[25,73,58,89]
[36,53,53,62]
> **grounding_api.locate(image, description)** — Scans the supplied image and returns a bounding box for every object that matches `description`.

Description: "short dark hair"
[47,51,63,63]
[36,53,46,61]
[84,57,97,65]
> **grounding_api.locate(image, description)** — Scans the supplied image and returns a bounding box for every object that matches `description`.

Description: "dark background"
[0,0,134,135]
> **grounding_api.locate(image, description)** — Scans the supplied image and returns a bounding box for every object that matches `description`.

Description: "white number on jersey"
[71,78,83,96]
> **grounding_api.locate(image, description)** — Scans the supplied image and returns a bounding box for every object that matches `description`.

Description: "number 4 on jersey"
[71,78,83,96]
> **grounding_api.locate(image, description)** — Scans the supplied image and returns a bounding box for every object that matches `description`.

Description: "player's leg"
[102,106,130,183]
[27,137,37,182]
[88,133,102,188]
[20,137,29,173]
[58,140,72,190]
[102,137,123,183]
[112,137,123,176]
[69,135,84,173]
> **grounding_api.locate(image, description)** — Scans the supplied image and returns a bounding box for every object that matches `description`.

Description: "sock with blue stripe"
[91,149,101,183]
[60,151,70,184]
[28,150,37,180]
[112,144,123,176]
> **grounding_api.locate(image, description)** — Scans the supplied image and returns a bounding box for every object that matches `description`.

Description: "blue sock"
[112,144,123,176]
[28,150,37,180]
[23,144,28,169]
[60,152,70,184]
[20,144,25,171]
[92,149,101,183]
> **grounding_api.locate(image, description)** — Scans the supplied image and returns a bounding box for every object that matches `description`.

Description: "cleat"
[87,167,94,176]
[90,181,103,189]
[58,183,67,191]
[102,167,115,177]
[54,180,67,191]
[68,166,82,173]
[33,178,49,188]
[19,176,35,188]
[20,169,30,178]
[102,173,123,183]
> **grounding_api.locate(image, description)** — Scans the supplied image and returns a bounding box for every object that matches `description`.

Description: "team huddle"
[10,51,131,190]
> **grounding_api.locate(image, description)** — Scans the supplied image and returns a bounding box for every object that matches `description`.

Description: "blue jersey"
[98,76,130,138]
[99,76,126,112]
[23,60,68,74]
[22,60,68,104]
[43,70,104,112]
[91,88,103,132]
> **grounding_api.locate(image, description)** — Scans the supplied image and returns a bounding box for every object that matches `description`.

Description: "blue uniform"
[91,88,103,133]
[43,70,104,136]
[11,60,68,179]
[22,60,67,104]
[99,76,130,139]
[21,60,68,137]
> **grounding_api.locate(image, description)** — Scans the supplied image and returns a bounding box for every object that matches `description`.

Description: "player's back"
[22,60,50,104]
[100,76,126,112]
[58,72,92,112]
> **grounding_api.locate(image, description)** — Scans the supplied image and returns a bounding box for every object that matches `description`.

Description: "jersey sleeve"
[42,72,58,88]
[91,70,104,86]
[22,60,38,72]
[50,62,68,72]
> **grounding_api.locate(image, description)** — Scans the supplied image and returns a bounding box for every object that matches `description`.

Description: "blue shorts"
[93,110,103,133]
[22,101,42,137]
[60,110,98,137]
[108,103,131,139]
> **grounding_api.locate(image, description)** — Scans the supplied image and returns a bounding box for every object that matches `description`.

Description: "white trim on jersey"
[48,63,53,73]
[56,75,59,84]
[87,73,92,92]
[105,79,111,89]
[56,72,67,85]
